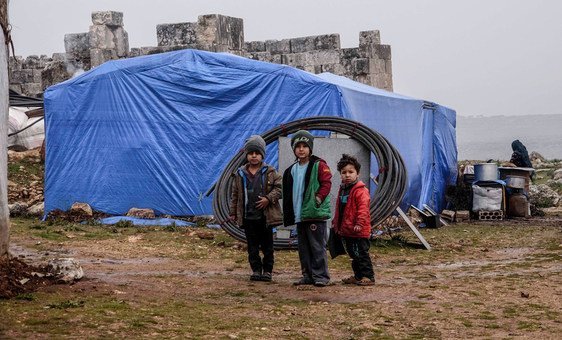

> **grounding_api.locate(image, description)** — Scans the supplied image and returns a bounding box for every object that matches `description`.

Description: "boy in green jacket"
[282,130,332,287]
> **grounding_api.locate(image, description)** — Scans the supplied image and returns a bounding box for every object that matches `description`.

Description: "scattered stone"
[8,202,29,216]
[48,258,84,283]
[70,202,93,217]
[529,184,560,208]
[553,169,562,180]
[126,207,155,219]
[195,231,215,240]
[27,202,44,216]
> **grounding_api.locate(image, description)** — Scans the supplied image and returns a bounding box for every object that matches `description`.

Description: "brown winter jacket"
[229,163,283,227]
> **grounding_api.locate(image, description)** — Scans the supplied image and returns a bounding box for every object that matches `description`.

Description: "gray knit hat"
[244,135,266,158]
[291,130,314,152]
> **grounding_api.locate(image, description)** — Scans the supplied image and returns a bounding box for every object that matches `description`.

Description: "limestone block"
[265,39,291,54]
[127,207,155,219]
[312,50,341,65]
[113,26,129,57]
[157,22,198,46]
[129,48,142,57]
[197,14,244,51]
[41,61,72,91]
[247,51,273,62]
[245,40,266,52]
[361,44,391,59]
[359,30,381,48]
[282,52,308,67]
[341,47,360,60]
[23,55,48,69]
[385,60,392,74]
[48,258,84,282]
[89,24,115,49]
[368,58,387,74]
[92,11,123,26]
[21,83,43,96]
[51,53,67,62]
[322,63,345,75]
[90,48,117,67]
[8,56,23,71]
[270,54,282,64]
[302,65,316,73]
[9,69,34,84]
[352,58,369,74]
[64,33,90,60]
[289,34,341,53]
[32,69,42,83]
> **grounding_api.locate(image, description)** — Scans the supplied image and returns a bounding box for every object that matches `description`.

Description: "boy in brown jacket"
[229,135,283,282]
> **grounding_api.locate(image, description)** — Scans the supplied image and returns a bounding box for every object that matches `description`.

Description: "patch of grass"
[15,293,36,301]
[517,321,542,331]
[478,311,497,320]
[114,220,135,229]
[47,300,85,309]
[503,306,519,317]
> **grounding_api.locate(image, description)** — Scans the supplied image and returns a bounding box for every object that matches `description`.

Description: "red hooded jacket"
[332,180,371,238]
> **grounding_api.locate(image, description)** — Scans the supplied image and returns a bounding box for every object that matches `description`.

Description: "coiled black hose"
[212,116,407,249]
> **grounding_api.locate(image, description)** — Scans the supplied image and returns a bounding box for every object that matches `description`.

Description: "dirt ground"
[1,217,561,339]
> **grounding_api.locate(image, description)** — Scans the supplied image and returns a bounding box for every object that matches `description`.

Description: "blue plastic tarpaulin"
[44,49,456,216]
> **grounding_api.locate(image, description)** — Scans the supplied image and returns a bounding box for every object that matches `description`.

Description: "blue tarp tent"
[44,49,456,217]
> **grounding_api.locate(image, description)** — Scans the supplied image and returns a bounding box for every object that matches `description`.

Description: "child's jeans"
[243,218,274,273]
[343,237,374,280]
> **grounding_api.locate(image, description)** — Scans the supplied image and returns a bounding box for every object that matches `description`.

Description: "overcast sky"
[8,0,562,117]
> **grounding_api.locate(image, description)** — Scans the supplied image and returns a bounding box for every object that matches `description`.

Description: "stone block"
[311,50,341,65]
[369,58,387,74]
[157,22,198,46]
[8,56,23,71]
[89,24,115,49]
[32,69,42,83]
[23,55,49,69]
[361,43,391,59]
[197,14,244,51]
[90,48,117,67]
[289,34,341,53]
[265,39,291,54]
[9,69,34,84]
[245,40,266,52]
[341,47,360,60]
[281,52,308,67]
[359,30,381,47]
[113,26,129,57]
[246,51,273,62]
[321,63,345,75]
[41,61,72,91]
[64,33,90,60]
[91,11,123,26]
[385,60,392,74]
[51,53,67,62]
[352,58,369,74]
[21,83,43,97]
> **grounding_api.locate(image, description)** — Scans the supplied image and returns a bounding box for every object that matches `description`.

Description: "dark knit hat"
[291,130,314,152]
[244,135,266,158]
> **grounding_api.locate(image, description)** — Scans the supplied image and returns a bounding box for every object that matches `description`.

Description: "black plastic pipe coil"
[212,116,407,249]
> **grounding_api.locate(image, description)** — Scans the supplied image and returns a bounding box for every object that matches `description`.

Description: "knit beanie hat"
[244,135,266,158]
[291,130,314,152]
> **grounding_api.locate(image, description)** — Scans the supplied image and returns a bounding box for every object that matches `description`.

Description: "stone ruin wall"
[8,11,393,98]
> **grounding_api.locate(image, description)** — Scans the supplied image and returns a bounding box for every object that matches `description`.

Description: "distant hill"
[456,114,562,161]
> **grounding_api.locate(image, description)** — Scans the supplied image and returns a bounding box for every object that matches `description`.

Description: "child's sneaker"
[356,277,375,286]
[260,272,272,282]
[250,271,262,281]
[313,281,329,287]
[342,276,359,284]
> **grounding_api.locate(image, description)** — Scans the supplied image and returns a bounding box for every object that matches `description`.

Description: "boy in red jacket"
[332,154,375,286]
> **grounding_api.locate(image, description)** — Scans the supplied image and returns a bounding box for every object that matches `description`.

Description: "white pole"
[0,0,11,257]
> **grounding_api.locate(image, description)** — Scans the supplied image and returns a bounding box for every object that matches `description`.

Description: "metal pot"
[506,175,526,189]
[474,163,498,181]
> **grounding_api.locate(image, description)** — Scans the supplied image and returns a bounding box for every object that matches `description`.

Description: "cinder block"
[157,22,198,46]
[289,34,340,53]
[91,11,123,26]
